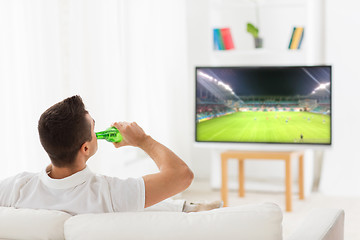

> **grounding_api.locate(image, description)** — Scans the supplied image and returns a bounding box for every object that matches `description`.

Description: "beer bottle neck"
[95,132,107,139]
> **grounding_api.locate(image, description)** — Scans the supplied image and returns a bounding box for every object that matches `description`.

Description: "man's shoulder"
[0,172,39,207]
[95,174,143,183]
[0,172,38,186]
[96,174,145,192]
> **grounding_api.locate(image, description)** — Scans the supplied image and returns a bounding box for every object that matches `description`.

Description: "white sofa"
[0,203,344,240]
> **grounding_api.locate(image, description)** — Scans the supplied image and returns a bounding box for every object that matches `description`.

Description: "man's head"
[38,95,97,168]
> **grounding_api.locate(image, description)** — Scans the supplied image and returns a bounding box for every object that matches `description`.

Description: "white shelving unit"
[208,0,324,66]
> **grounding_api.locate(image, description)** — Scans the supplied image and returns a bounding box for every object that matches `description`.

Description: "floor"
[177,179,360,239]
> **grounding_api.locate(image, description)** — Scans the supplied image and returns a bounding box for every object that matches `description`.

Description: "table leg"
[238,159,245,197]
[285,157,292,212]
[221,156,228,207]
[298,153,304,200]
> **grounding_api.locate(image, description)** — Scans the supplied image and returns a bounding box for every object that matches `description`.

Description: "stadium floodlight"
[218,81,236,94]
[198,71,214,81]
[198,70,238,96]
[313,82,330,93]
[316,83,327,90]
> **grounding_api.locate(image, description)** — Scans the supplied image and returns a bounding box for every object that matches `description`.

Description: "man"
[0,96,220,215]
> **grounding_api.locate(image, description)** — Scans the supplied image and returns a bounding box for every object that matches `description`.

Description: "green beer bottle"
[96,127,123,143]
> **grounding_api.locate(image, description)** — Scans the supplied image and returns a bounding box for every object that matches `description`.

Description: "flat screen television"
[195,66,332,145]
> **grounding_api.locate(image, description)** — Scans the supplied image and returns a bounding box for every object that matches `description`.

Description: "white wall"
[319,0,360,196]
[186,0,212,180]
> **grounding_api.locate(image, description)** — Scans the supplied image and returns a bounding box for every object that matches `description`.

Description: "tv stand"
[221,150,304,212]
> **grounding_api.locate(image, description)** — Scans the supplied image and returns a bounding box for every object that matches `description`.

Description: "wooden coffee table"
[221,151,305,212]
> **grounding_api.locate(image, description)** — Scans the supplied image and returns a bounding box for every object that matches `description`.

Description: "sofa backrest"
[0,203,283,240]
[0,207,71,240]
[64,202,283,240]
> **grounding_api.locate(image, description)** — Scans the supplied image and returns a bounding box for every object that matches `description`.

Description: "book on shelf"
[213,28,235,50]
[289,27,304,50]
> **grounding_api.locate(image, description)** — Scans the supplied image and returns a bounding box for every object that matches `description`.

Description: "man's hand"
[111,122,149,148]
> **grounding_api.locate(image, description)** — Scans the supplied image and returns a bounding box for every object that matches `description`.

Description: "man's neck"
[47,164,86,179]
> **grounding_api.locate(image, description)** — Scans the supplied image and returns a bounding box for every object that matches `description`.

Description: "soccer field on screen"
[196,111,331,144]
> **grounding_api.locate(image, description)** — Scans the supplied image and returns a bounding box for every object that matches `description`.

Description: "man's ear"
[80,142,90,156]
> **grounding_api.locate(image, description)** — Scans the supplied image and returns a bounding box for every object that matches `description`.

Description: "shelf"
[210,49,308,66]
[212,48,305,56]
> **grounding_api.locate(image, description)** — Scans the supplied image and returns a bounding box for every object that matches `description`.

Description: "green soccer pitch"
[196,111,331,144]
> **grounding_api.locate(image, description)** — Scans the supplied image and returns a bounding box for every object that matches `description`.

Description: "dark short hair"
[38,95,92,167]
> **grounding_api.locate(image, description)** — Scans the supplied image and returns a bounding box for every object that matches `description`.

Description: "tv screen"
[196,66,332,145]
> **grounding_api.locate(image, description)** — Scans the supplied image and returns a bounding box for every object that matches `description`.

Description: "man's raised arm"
[112,122,194,208]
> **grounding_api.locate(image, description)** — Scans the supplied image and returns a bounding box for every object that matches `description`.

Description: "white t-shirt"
[0,166,145,215]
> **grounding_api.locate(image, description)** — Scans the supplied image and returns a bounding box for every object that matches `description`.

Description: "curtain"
[0,0,189,179]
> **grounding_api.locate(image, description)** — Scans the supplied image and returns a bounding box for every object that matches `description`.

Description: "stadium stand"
[197,72,331,122]
[196,75,242,122]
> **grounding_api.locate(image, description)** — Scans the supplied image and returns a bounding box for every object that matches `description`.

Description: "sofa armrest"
[286,209,344,240]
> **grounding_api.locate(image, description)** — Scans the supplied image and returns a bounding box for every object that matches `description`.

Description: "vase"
[254,37,263,48]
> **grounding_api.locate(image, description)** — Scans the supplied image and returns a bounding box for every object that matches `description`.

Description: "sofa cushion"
[0,207,71,240]
[64,202,282,240]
